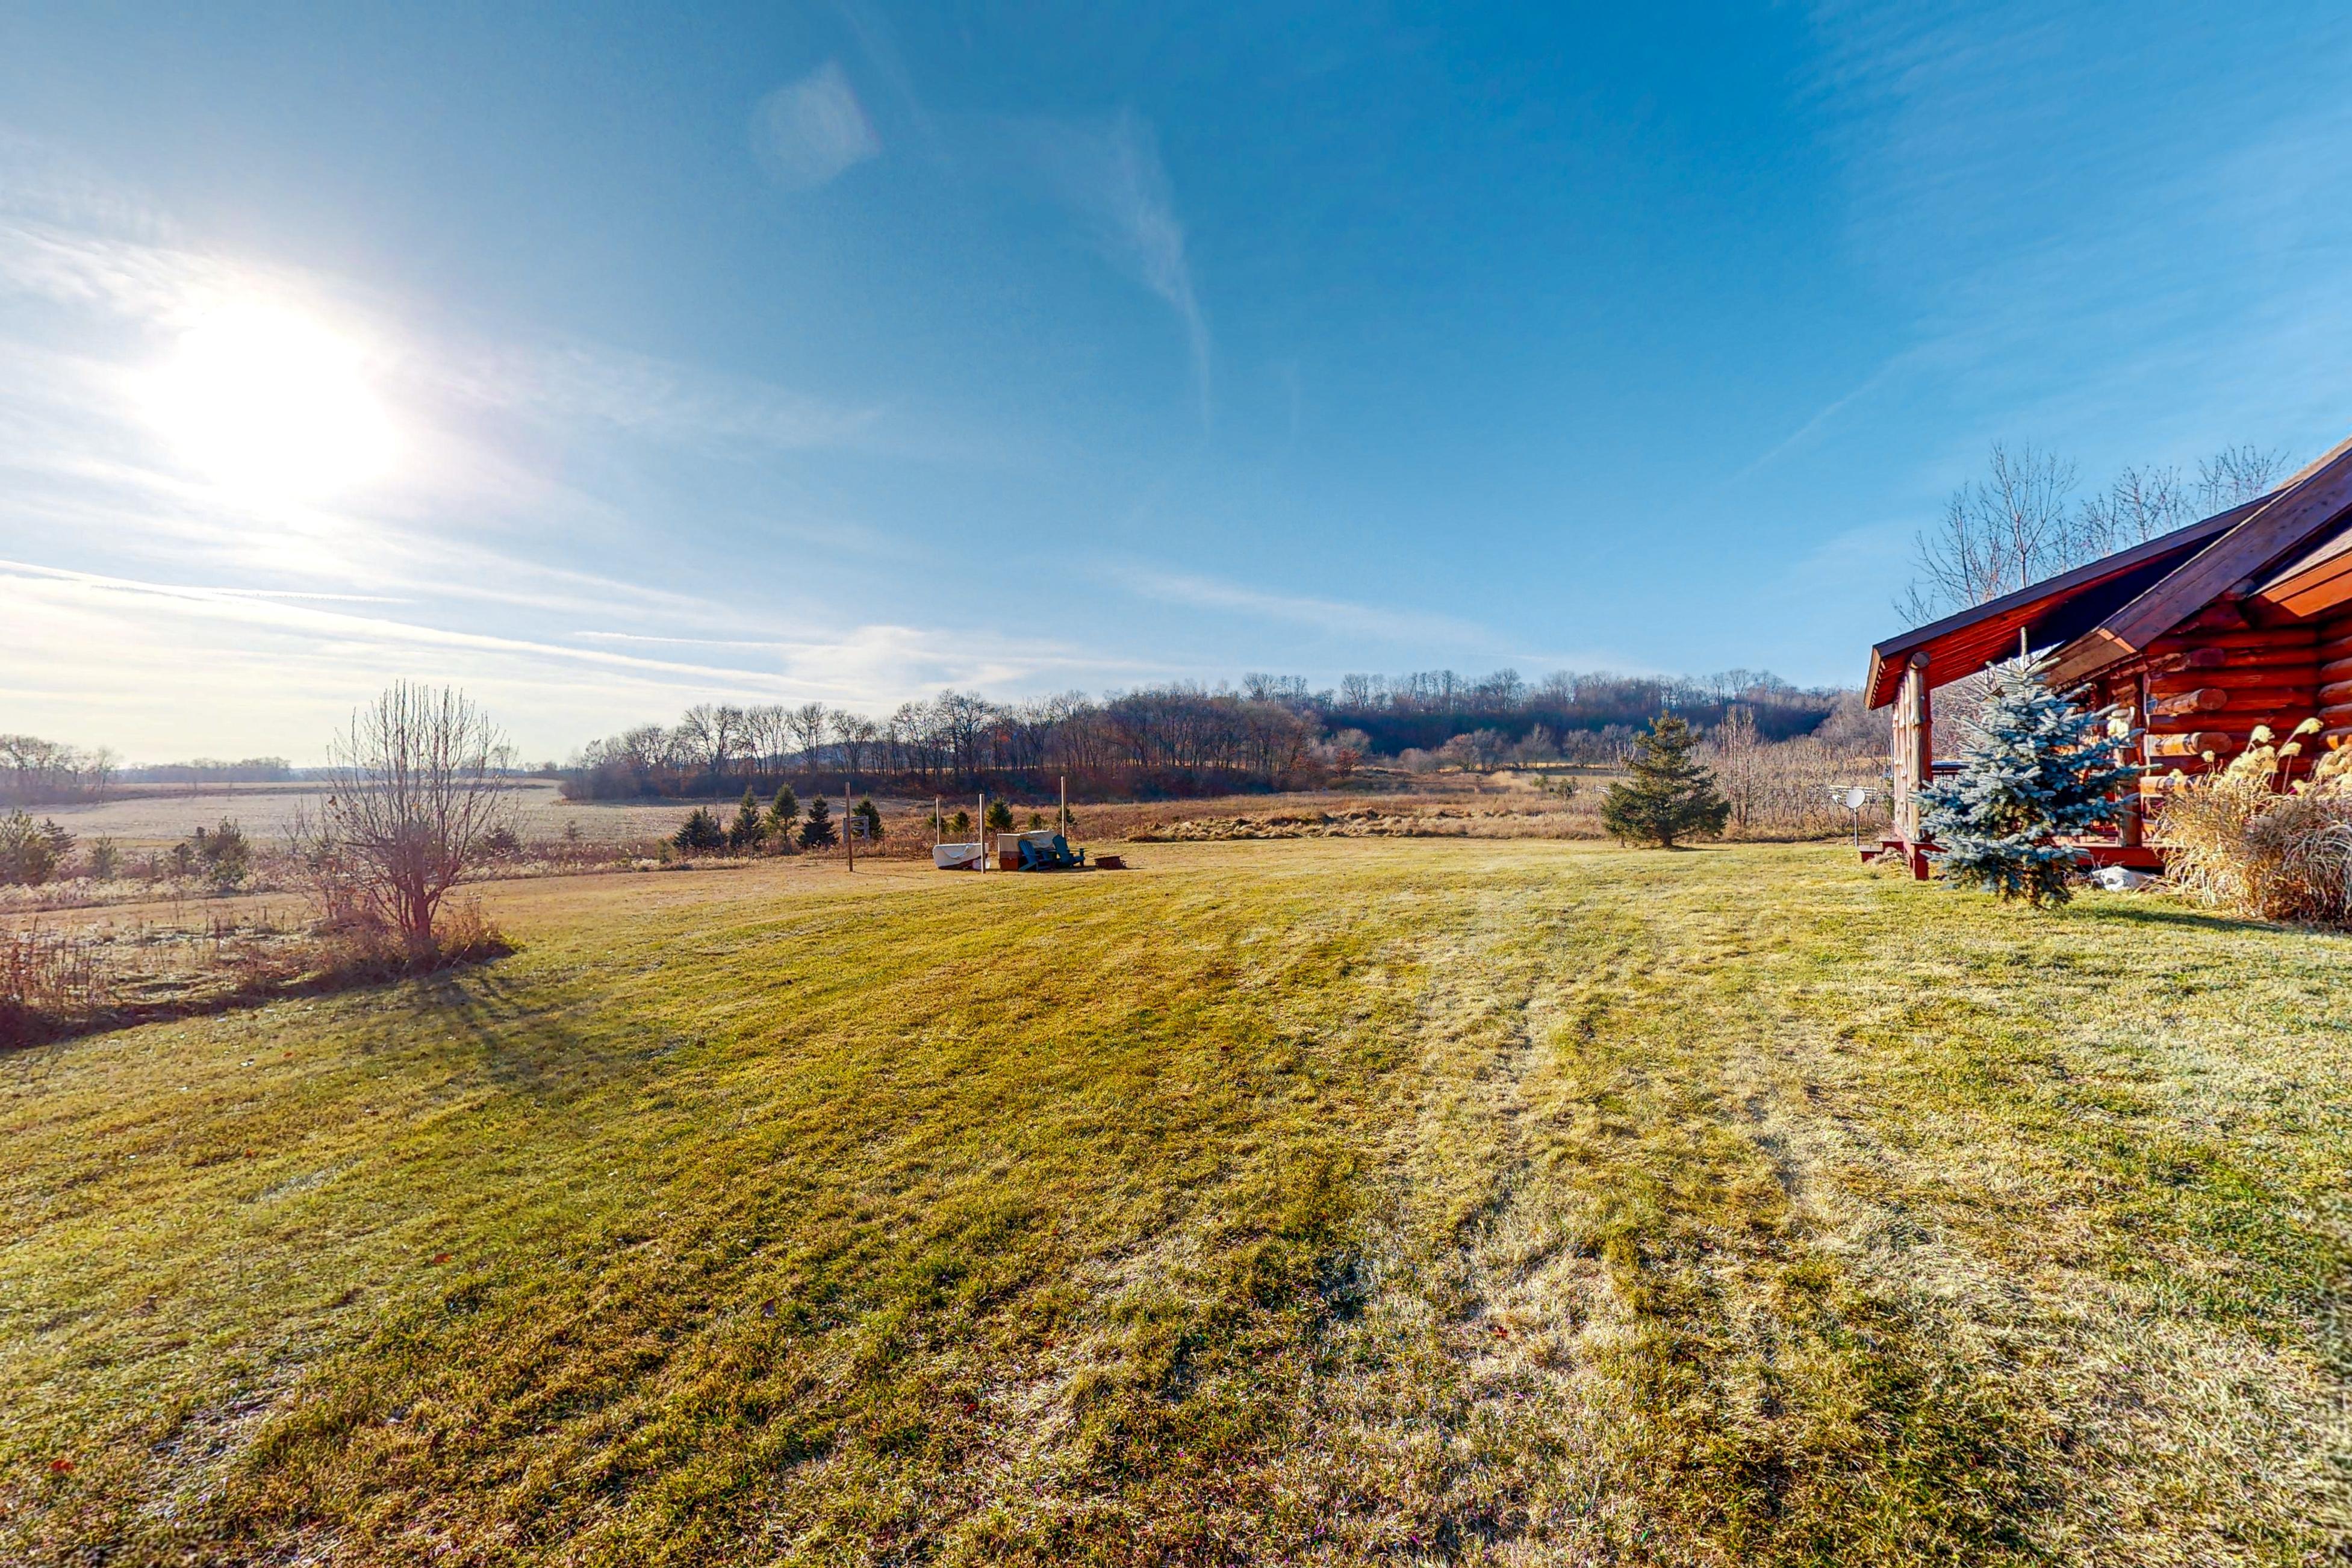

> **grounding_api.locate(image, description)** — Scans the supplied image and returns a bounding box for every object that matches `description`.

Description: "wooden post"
[844,782,854,870]
[933,796,941,847]
[1893,653,1932,876]
[1059,775,1066,838]
[978,792,986,871]
[2119,671,2147,848]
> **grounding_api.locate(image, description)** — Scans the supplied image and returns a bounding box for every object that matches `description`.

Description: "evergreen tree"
[0,809,61,886]
[950,809,972,837]
[1918,651,2135,907]
[1601,714,1731,847]
[768,783,799,837]
[854,796,884,842]
[986,800,1014,832]
[196,818,250,889]
[728,788,767,851]
[672,806,726,853]
[798,795,838,850]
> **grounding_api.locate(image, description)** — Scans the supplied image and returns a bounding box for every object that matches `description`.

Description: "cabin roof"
[2250,518,2352,618]
[1868,429,2352,708]
[2044,432,2352,687]
[1863,508,2239,708]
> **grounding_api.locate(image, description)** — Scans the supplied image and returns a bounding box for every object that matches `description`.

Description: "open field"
[30,776,1586,852]
[3,841,2346,1563]
[31,782,684,848]
[7,776,1647,917]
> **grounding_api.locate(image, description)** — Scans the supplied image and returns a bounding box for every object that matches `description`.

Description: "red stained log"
[2146,692,2317,717]
[2147,658,2316,683]
[2148,664,2316,680]
[2147,732,2243,756]
[2150,688,2230,718]
[2147,628,2321,652]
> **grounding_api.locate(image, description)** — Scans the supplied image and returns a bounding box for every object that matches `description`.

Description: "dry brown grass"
[2156,723,2352,924]
[2,842,2343,1564]
[0,901,514,1049]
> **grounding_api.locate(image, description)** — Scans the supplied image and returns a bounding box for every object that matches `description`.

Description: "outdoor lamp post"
[1834,785,1870,851]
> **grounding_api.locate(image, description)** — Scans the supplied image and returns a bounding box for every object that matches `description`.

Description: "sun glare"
[145,302,397,500]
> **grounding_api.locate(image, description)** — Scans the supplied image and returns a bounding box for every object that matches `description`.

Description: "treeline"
[117,757,295,785]
[1307,667,1837,754]
[564,668,1847,800]
[567,687,1325,800]
[0,735,114,806]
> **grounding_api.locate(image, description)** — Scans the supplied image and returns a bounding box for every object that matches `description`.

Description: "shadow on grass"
[405,966,665,1105]
[2077,900,2306,938]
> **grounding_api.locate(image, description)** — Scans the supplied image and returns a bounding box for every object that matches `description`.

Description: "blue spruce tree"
[1918,652,2137,907]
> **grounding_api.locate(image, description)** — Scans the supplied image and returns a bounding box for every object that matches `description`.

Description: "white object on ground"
[2092,865,2151,892]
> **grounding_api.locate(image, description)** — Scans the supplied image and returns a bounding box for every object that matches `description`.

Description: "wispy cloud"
[0,148,886,467]
[1103,562,1491,646]
[0,135,995,759]
[1722,353,1911,485]
[1023,111,1212,428]
[1800,1,2352,468]
[433,341,883,454]
[0,559,1134,758]
[0,138,898,606]
[826,0,945,168]
[750,61,882,191]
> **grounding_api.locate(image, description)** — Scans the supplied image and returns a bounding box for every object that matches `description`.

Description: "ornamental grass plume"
[2155,719,2352,924]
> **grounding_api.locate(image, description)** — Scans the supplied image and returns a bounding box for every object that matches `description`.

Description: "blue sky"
[5,2,2352,762]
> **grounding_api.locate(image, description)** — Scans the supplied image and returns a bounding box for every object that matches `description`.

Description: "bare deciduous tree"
[0,735,115,806]
[1904,441,2292,627]
[310,684,514,951]
[2198,443,2286,512]
[788,703,830,768]
[2074,463,2190,556]
[1710,705,1763,829]
[1902,442,2079,624]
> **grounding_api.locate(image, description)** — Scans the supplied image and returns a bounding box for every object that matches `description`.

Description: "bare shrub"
[428,898,513,965]
[1809,688,1890,755]
[302,683,517,960]
[0,898,515,1048]
[1,926,113,1044]
[1703,711,1887,840]
[2155,723,2352,924]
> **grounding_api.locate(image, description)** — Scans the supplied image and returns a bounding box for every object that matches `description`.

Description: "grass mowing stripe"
[1,842,2344,1563]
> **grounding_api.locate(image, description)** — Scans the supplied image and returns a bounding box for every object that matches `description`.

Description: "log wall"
[2132,609,2320,771]
[2319,607,2352,741]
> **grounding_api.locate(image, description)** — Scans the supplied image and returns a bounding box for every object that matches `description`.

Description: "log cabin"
[1864,431,2352,878]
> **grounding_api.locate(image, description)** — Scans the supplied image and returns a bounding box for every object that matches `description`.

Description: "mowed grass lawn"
[3,842,2347,1565]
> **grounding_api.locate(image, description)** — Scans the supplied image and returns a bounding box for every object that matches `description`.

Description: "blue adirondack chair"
[1016,835,1087,871]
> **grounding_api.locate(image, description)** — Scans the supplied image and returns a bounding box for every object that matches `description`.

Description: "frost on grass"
[1,843,2344,1564]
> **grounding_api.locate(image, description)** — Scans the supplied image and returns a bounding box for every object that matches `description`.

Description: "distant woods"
[0,735,114,807]
[563,671,1846,801]
[1,741,294,807]
[1901,441,2288,625]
